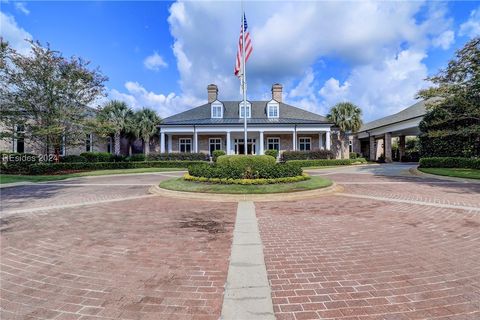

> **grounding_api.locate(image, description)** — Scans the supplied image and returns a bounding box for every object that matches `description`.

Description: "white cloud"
[143,52,168,71]
[14,2,30,15]
[0,11,32,54]
[459,8,480,38]
[109,82,202,118]
[163,1,453,120]
[318,50,429,120]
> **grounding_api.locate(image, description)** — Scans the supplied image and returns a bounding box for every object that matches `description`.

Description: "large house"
[159,84,338,156]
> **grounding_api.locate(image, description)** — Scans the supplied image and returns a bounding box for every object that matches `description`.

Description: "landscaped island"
[159,154,333,194]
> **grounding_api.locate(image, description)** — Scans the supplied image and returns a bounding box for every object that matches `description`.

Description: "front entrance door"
[234,139,256,155]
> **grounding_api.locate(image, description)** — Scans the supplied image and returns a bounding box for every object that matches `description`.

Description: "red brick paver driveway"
[1,176,236,320]
[258,167,480,320]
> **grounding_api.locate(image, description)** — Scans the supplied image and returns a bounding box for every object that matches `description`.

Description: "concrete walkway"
[221,201,275,320]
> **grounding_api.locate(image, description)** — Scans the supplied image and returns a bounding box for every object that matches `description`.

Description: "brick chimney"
[207,84,218,103]
[272,83,283,102]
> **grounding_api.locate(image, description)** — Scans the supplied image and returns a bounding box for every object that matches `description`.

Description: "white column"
[259,131,264,155]
[194,130,198,153]
[226,131,231,155]
[319,133,324,150]
[292,129,297,151]
[160,131,165,153]
[167,134,172,153]
[326,131,331,151]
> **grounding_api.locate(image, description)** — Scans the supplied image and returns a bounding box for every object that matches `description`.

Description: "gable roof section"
[161,101,330,125]
[358,100,427,132]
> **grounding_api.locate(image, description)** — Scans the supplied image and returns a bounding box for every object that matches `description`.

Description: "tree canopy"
[417,37,480,158]
[0,39,107,155]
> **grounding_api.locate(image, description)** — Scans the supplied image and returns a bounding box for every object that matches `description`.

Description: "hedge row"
[281,150,334,161]
[147,152,209,161]
[1,152,39,174]
[183,173,309,185]
[217,154,276,170]
[287,158,367,167]
[188,162,302,180]
[29,161,206,175]
[418,157,480,169]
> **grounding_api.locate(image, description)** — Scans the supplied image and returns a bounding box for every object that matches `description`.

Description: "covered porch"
[159,126,332,155]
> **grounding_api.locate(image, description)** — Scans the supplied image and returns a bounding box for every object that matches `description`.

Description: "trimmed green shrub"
[60,155,87,163]
[264,149,279,159]
[349,152,359,159]
[281,150,334,161]
[126,154,146,162]
[418,157,480,169]
[80,152,113,162]
[212,150,226,162]
[287,158,367,167]
[183,173,310,185]
[1,152,39,173]
[216,155,276,171]
[28,160,206,175]
[147,152,208,161]
[188,161,301,180]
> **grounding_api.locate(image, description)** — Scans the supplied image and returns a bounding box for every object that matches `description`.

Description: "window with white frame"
[179,138,192,153]
[299,137,311,151]
[107,136,113,154]
[85,133,93,152]
[267,137,280,151]
[209,138,222,155]
[239,101,251,118]
[59,135,66,156]
[267,101,279,118]
[211,101,223,118]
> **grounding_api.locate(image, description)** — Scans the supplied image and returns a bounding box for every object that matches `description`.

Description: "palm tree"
[327,102,362,159]
[97,100,133,155]
[132,108,161,155]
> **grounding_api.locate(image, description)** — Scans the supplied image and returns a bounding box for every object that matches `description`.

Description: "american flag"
[234,13,253,77]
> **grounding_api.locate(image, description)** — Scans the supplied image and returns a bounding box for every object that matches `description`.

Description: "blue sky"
[1,1,479,121]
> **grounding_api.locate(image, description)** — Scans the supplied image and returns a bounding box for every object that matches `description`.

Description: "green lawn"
[418,167,480,180]
[0,167,184,184]
[159,176,332,194]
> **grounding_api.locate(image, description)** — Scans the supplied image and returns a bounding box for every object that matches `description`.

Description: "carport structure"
[351,100,427,162]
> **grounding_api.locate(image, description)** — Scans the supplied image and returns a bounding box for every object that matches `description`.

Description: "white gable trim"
[211,100,223,118]
[267,100,279,118]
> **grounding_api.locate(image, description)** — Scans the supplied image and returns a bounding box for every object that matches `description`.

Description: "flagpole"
[242,11,248,155]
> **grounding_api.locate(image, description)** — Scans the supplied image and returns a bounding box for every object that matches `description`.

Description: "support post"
[160,131,165,153]
[226,131,231,155]
[167,134,172,153]
[325,131,331,151]
[384,132,392,162]
[193,129,198,153]
[399,135,406,161]
[259,131,264,155]
[319,132,324,150]
[369,136,375,161]
[292,129,297,151]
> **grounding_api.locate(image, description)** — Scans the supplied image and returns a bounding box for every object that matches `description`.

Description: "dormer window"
[267,100,279,118]
[239,101,251,118]
[211,101,223,118]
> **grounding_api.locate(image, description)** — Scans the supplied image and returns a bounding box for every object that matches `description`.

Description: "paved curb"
[0,170,186,189]
[410,167,480,184]
[148,183,341,202]
[220,201,275,320]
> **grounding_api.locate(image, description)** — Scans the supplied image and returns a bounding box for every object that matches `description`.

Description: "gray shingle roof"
[161,101,330,126]
[359,100,427,132]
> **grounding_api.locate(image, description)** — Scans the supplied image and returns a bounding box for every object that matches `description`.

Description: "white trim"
[179,137,192,153]
[85,133,93,152]
[209,137,223,154]
[267,100,279,118]
[159,125,331,134]
[266,137,281,151]
[298,136,311,151]
[239,101,251,118]
[211,100,223,119]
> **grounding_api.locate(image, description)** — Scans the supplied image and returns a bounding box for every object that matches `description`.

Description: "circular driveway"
[1,164,479,319]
